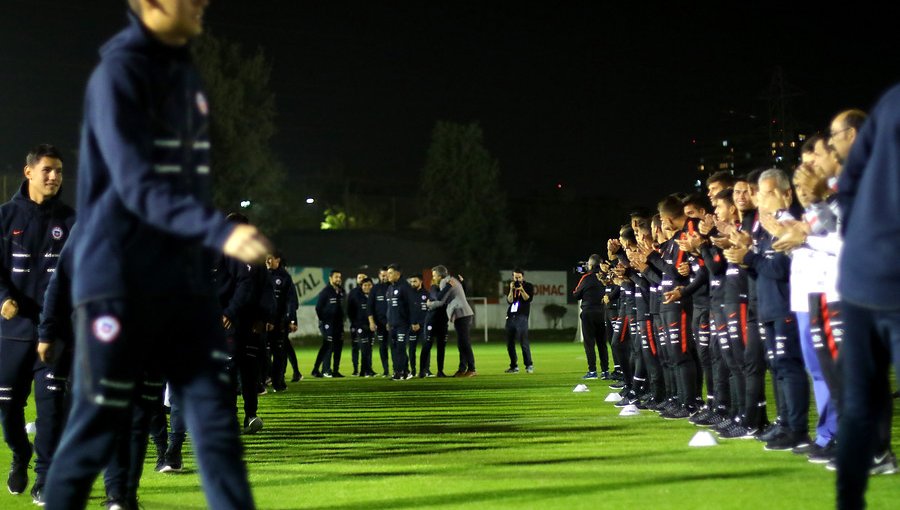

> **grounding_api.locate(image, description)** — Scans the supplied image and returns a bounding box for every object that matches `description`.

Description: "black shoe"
[504,367,519,374]
[756,421,783,442]
[291,372,302,382]
[614,392,638,408]
[719,420,755,440]
[599,371,610,380]
[30,483,44,505]
[792,441,818,455]
[391,373,404,381]
[608,381,626,390]
[243,416,264,435]
[272,385,288,392]
[332,371,345,378]
[7,444,31,495]
[312,370,323,378]
[436,372,447,378]
[765,430,811,451]
[808,440,837,464]
[611,370,624,381]
[160,447,183,473]
[155,451,166,472]
[352,370,359,376]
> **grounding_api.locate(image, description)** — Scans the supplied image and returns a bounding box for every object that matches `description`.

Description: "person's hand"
[603,295,610,304]
[699,214,716,236]
[759,213,787,238]
[663,287,683,304]
[1,299,18,320]
[369,322,377,332]
[729,230,751,249]
[412,324,420,332]
[715,220,735,237]
[37,341,52,363]
[386,324,392,332]
[772,223,809,252]
[676,232,702,254]
[289,323,298,333]
[677,262,690,276]
[223,224,272,264]
[711,235,732,250]
[266,323,274,332]
[724,246,749,264]
[222,315,232,329]
[599,261,610,273]
[607,238,621,255]
[448,279,457,287]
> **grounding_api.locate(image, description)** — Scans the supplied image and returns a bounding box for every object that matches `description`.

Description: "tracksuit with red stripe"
[700,242,732,413]
[631,271,664,401]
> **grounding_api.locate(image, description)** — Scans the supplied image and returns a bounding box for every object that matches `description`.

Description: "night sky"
[2,1,898,207]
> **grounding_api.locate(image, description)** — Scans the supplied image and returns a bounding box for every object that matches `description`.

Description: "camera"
[573,261,591,274]
[514,281,522,288]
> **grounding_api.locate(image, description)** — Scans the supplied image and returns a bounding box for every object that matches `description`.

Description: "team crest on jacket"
[196,92,209,116]
[93,316,121,343]
[51,226,64,240]
[275,278,282,285]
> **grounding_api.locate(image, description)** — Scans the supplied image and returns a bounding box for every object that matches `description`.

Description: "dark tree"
[192,33,290,234]
[420,121,516,295]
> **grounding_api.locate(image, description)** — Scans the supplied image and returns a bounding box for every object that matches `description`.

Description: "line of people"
[576,106,899,509]
[312,265,480,381]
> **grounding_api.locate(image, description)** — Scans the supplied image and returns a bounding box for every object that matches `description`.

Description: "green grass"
[2,336,898,509]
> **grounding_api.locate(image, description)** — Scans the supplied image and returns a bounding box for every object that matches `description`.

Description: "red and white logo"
[92,316,121,343]
[196,92,209,116]
[51,226,64,240]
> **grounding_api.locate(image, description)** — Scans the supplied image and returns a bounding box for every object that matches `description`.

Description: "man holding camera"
[573,255,609,379]
[505,269,534,374]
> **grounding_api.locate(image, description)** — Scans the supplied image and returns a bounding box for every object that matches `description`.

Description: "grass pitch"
[2,334,898,509]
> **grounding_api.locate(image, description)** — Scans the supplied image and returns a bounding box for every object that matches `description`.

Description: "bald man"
[828,109,867,164]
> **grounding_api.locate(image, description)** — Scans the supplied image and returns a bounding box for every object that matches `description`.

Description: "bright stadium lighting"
[306,197,315,204]
[240,200,251,208]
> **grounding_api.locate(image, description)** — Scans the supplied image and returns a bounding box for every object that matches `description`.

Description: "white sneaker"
[244,416,264,434]
[525,366,534,374]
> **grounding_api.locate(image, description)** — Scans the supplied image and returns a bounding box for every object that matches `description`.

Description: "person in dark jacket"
[42,4,270,508]
[504,269,535,374]
[0,144,75,502]
[367,267,391,376]
[419,282,449,377]
[573,254,609,380]
[407,273,429,377]
[834,89,900,509]
[266,252,296,390]
[313,270,345,378]
[385,265,420,380]
[348,277,375,377]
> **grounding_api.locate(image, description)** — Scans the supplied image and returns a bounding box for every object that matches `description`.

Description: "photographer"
[505,269,535,374]
[573,254,609,379]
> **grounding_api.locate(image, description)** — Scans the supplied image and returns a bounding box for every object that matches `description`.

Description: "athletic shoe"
[504,367,519,374]
[155,451,166,472]
[243,416,264,435]
[312,370,323,378]
[792,441,818,456]
[582,371,599,380]
[463,371,477,377]
[712,416,736,433]
[453,370,468,377]
[257,387,268,396]
[436,372,448,378]
[424,371,435,377]
[719,422,754,440]
[599,371,610,380]
[332,371,345,378]
[662,405,691,420]
[611,370,624,381]
[688,406,713,426]
[322,372,333,378]
[808,441,837,464]
[405,372,414,380]
[291,372,302,382]
[870,451,898,475]
[391,373,404,381]
[103,498,128,510]
[615,393,638,408]
[757,421,785,442]
[608,381,626,390]
[364,371,377,378]
[764,431,811,451]
[7,444,30,495]
[272,385,288,392]
[418,372,427,378]
[30,484,44,506]
[352,371,359,376]
[525,366,534,374]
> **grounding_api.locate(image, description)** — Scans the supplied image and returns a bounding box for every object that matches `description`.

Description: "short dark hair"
[681,193,710,213]
[628,207,651,221]
[408,273,422,280]
[707,170,736,188]
[512,268,525,276]
[620,228,637,245]
[25,144,64,167]
[714,189,735,206]
[361,277,373,285]
[657,194,685,218]
[801,134,824,154]
[746,168,766,187]
[387,263,402,273]
[379,266,389,272]
[330,269,342,277]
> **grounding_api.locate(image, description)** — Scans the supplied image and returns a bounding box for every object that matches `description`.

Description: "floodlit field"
[3,334,897,509]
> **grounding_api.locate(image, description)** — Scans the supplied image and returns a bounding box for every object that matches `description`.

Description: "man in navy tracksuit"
[348,277,375,377]
[573,255,609,380]
[367,267,391,376]
[43,4,269,508]
[732,169,810,451]
[419,282,449,377]
[266,252,299,389]
[313,271,345,378]
[407,273,429,377]
[385,265,420,380]
[0,144,75,502]
[835,83,900,509]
